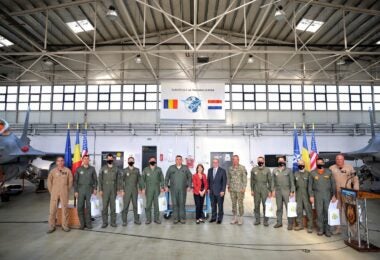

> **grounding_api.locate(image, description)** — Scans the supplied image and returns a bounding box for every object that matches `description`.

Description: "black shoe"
[317,231,324,236]
[79,226,85,230]
[173,220,179,224]
[86,225,93,229]
[274,223,282,228]
[134,220,141,225]
[254,220,261,225]
[110,223,117,227]
[325,232,332,237]
[145,220,151,225]
[209,219,216,223]
[196,220,200,224]
[217,220,222,224]
[264,222,269,227]
[154,220,161,224]
[101,223,108,228]
[46,228,56,234]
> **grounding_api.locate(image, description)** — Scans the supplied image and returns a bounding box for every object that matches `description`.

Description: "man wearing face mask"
[294,159,313,233]
[164,155,192,224]
[309,158,337,237]
[250,156,272,226]
[329,154,359,235]
[99,153,121,228]
[271,157,295,230]
[121,156,143,226]
[142,157,165,224]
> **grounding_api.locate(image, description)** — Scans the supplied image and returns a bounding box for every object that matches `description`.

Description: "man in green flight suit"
[309,158,337,237]
[74,154,98,230]
[99,153,121,228]
[294,159,313,233]
[272,156,295,230]
[142,156,165,224]
[165,155,192,224]
[250,156,272,226]
[228,155,247,225]
[120,156,143,226]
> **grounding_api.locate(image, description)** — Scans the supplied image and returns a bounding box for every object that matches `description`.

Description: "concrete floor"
[0,181,379,260]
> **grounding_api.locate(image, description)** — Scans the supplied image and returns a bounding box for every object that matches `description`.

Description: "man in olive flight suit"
[99,153,121,228]
[121,156,143,226]
[165,155,192,224]
[250,156,272,226]
[228,155,247,225]
[294,159,313,233]
[142,156,165,224]
[272,156,295,230]
[309,158,337,237]
[74,154,98,230]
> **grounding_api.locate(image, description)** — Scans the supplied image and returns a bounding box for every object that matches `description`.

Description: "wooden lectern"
[341,188,380,252]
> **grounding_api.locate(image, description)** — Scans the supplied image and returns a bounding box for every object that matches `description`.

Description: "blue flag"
[64,125,72,169]
[293,126,300,172]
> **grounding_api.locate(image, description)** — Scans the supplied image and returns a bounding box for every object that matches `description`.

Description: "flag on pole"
[64,123,72,170]
[301,124,311,171]
[292,123,301,173]
[72,123,82,175]
[82,122,88,158]
[310,123,318,171]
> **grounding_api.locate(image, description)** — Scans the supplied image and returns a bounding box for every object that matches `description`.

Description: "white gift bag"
[90,195,101,217]
[137,196,144,215]
[287,201,297,217]
[158,195,168,212]
[328,200,340,226]
[115,195,123,214]
[265,197,275,217]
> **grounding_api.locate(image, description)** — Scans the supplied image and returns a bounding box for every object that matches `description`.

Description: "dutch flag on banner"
[208,99,222,110]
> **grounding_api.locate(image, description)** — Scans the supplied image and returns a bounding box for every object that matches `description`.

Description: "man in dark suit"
[208,158,227,224]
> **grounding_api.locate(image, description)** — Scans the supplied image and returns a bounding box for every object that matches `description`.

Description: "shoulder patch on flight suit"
[254,171,258,175]
[295,176,299,180]
[104,170,108,174]
[314,176,319,180]
[80,170,84,175]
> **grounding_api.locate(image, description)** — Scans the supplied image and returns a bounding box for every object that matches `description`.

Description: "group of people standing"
[46,152,358,238]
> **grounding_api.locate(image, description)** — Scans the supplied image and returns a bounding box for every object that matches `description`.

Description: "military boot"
[230,215,238,224]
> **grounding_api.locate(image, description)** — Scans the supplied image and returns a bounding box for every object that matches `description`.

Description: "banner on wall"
[160,80,225,120]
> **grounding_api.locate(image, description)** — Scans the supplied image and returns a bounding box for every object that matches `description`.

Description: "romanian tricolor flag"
[72,123,82,175]
[163,99,178,109]
[207,99,222,110]
[301,124,311,171]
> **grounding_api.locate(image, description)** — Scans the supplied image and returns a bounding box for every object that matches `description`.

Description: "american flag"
[310,124,318,171]
[82,123,88,158]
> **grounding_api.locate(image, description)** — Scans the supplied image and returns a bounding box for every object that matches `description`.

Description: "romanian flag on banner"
[208,99,222,110]
[163,99,178,109]
[82,122,88,158]
[64,123,72,170]
[301,124,311,171]
[72,123,82,175]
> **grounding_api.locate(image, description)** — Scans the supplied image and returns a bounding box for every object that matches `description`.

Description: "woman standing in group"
[193,164,208,224]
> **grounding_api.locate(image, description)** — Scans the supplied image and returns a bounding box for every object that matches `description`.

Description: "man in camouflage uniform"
[294,159,313,233]
[329,154,359,235]
[74,155,98,230]
[99,153,121,228]
[309,158,337,237]
[250,156,272,226]
[228,155,247,225]
[165,155,192,224]
[120,156,143,225]
[142,156,165,224]
[272,156,295,230]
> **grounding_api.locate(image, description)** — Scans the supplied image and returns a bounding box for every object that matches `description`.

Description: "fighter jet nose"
[21,145,29,152]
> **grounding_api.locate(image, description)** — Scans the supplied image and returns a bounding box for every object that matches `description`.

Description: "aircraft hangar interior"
[0,0,380,259]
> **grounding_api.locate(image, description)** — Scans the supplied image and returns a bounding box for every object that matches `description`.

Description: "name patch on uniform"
[324,175,330,179]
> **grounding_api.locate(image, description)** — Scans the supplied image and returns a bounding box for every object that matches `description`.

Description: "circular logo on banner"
[183,96,201,113]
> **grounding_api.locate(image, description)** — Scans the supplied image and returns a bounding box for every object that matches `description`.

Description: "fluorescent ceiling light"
[106,5,118,20]
[274,6,286,21]
[0,36,14,47]
[296,18,324,33]
[66,19,94,33]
